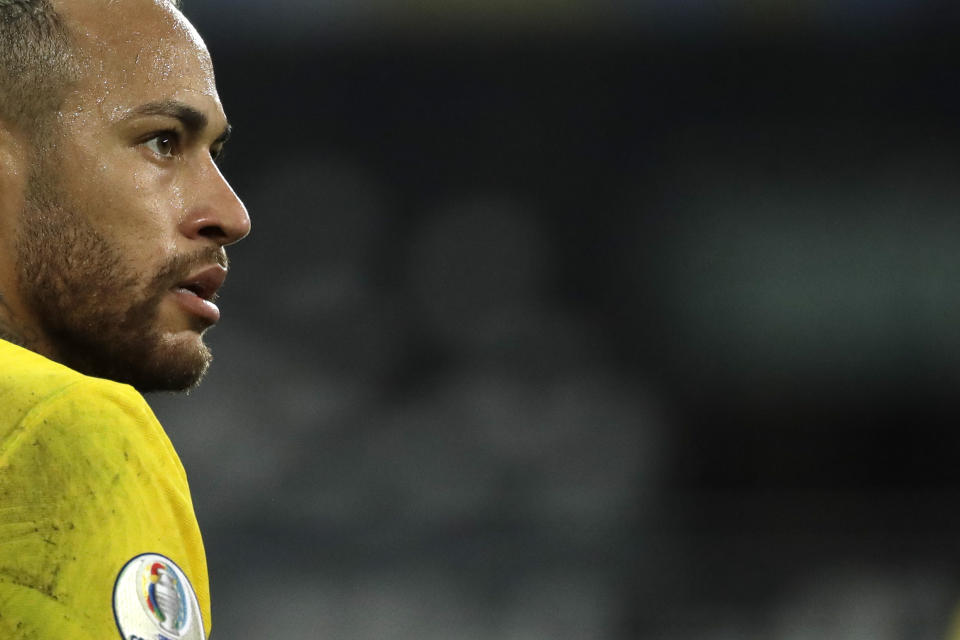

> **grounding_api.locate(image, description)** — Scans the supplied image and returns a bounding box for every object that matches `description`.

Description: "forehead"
[55,0,221,120]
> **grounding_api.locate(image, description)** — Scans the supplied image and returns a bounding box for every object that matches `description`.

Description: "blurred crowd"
[150,4,960,638]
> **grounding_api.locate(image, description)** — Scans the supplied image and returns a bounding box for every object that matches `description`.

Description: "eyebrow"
[126,99,232,145]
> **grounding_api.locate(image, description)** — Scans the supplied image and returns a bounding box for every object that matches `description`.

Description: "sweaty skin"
[0,0,250,391]
[0,2,247,638]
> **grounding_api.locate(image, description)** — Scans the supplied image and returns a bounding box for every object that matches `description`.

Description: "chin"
[136,331,213,393]
[89,330,213,393]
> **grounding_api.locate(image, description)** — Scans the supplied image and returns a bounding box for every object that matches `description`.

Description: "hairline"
[21,0,187,149]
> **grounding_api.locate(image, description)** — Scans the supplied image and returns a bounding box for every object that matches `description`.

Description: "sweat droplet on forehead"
[58,0,218,102]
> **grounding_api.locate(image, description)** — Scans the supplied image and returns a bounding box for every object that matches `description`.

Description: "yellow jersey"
[0,339,210,639]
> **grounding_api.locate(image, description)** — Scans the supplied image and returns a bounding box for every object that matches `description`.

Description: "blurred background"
[149,1,960,638]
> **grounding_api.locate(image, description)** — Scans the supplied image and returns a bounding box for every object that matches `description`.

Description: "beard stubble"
[15,159,219,392]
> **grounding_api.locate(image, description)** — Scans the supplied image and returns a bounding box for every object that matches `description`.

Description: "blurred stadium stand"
[149,1,960,637]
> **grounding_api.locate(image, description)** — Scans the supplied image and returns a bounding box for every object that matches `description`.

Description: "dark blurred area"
[150,2,960,637]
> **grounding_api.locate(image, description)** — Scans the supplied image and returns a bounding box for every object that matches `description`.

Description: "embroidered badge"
[113,553,205,640]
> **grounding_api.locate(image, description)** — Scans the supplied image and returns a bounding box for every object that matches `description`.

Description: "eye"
[143,131,179,158]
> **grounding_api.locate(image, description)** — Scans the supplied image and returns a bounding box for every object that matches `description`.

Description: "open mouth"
[174,266,226,301]
[176,281,215,301]
[171,265,227,323]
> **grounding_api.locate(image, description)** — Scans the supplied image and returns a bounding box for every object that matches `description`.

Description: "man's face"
[15,0,250,391]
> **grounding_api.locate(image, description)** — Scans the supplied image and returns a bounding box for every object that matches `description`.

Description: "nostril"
[197,225,227,240]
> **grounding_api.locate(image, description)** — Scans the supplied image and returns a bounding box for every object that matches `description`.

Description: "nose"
[179,161,251,246]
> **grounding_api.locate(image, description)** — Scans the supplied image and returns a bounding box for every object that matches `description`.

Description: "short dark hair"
[0,0,79,136]
[0,0,182,139]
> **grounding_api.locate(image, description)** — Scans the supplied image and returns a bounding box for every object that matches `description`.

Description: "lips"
[171,265,227,324]
[175,265,226,302]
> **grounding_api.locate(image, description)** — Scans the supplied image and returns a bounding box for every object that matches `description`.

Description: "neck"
[0,292,44,354]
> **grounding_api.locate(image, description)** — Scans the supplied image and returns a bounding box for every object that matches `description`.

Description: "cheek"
[82,158,178,245]
[60,175,180,284]
[55,120,184,263]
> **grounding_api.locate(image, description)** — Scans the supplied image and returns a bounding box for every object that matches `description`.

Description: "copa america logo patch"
[113,553,205,640]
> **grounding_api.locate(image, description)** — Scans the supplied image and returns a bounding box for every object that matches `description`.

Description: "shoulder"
[0,344,208,638]
[0,339,165,466]
[0,339,151,434]
[0,340,184,493]
[0,337,89,395]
